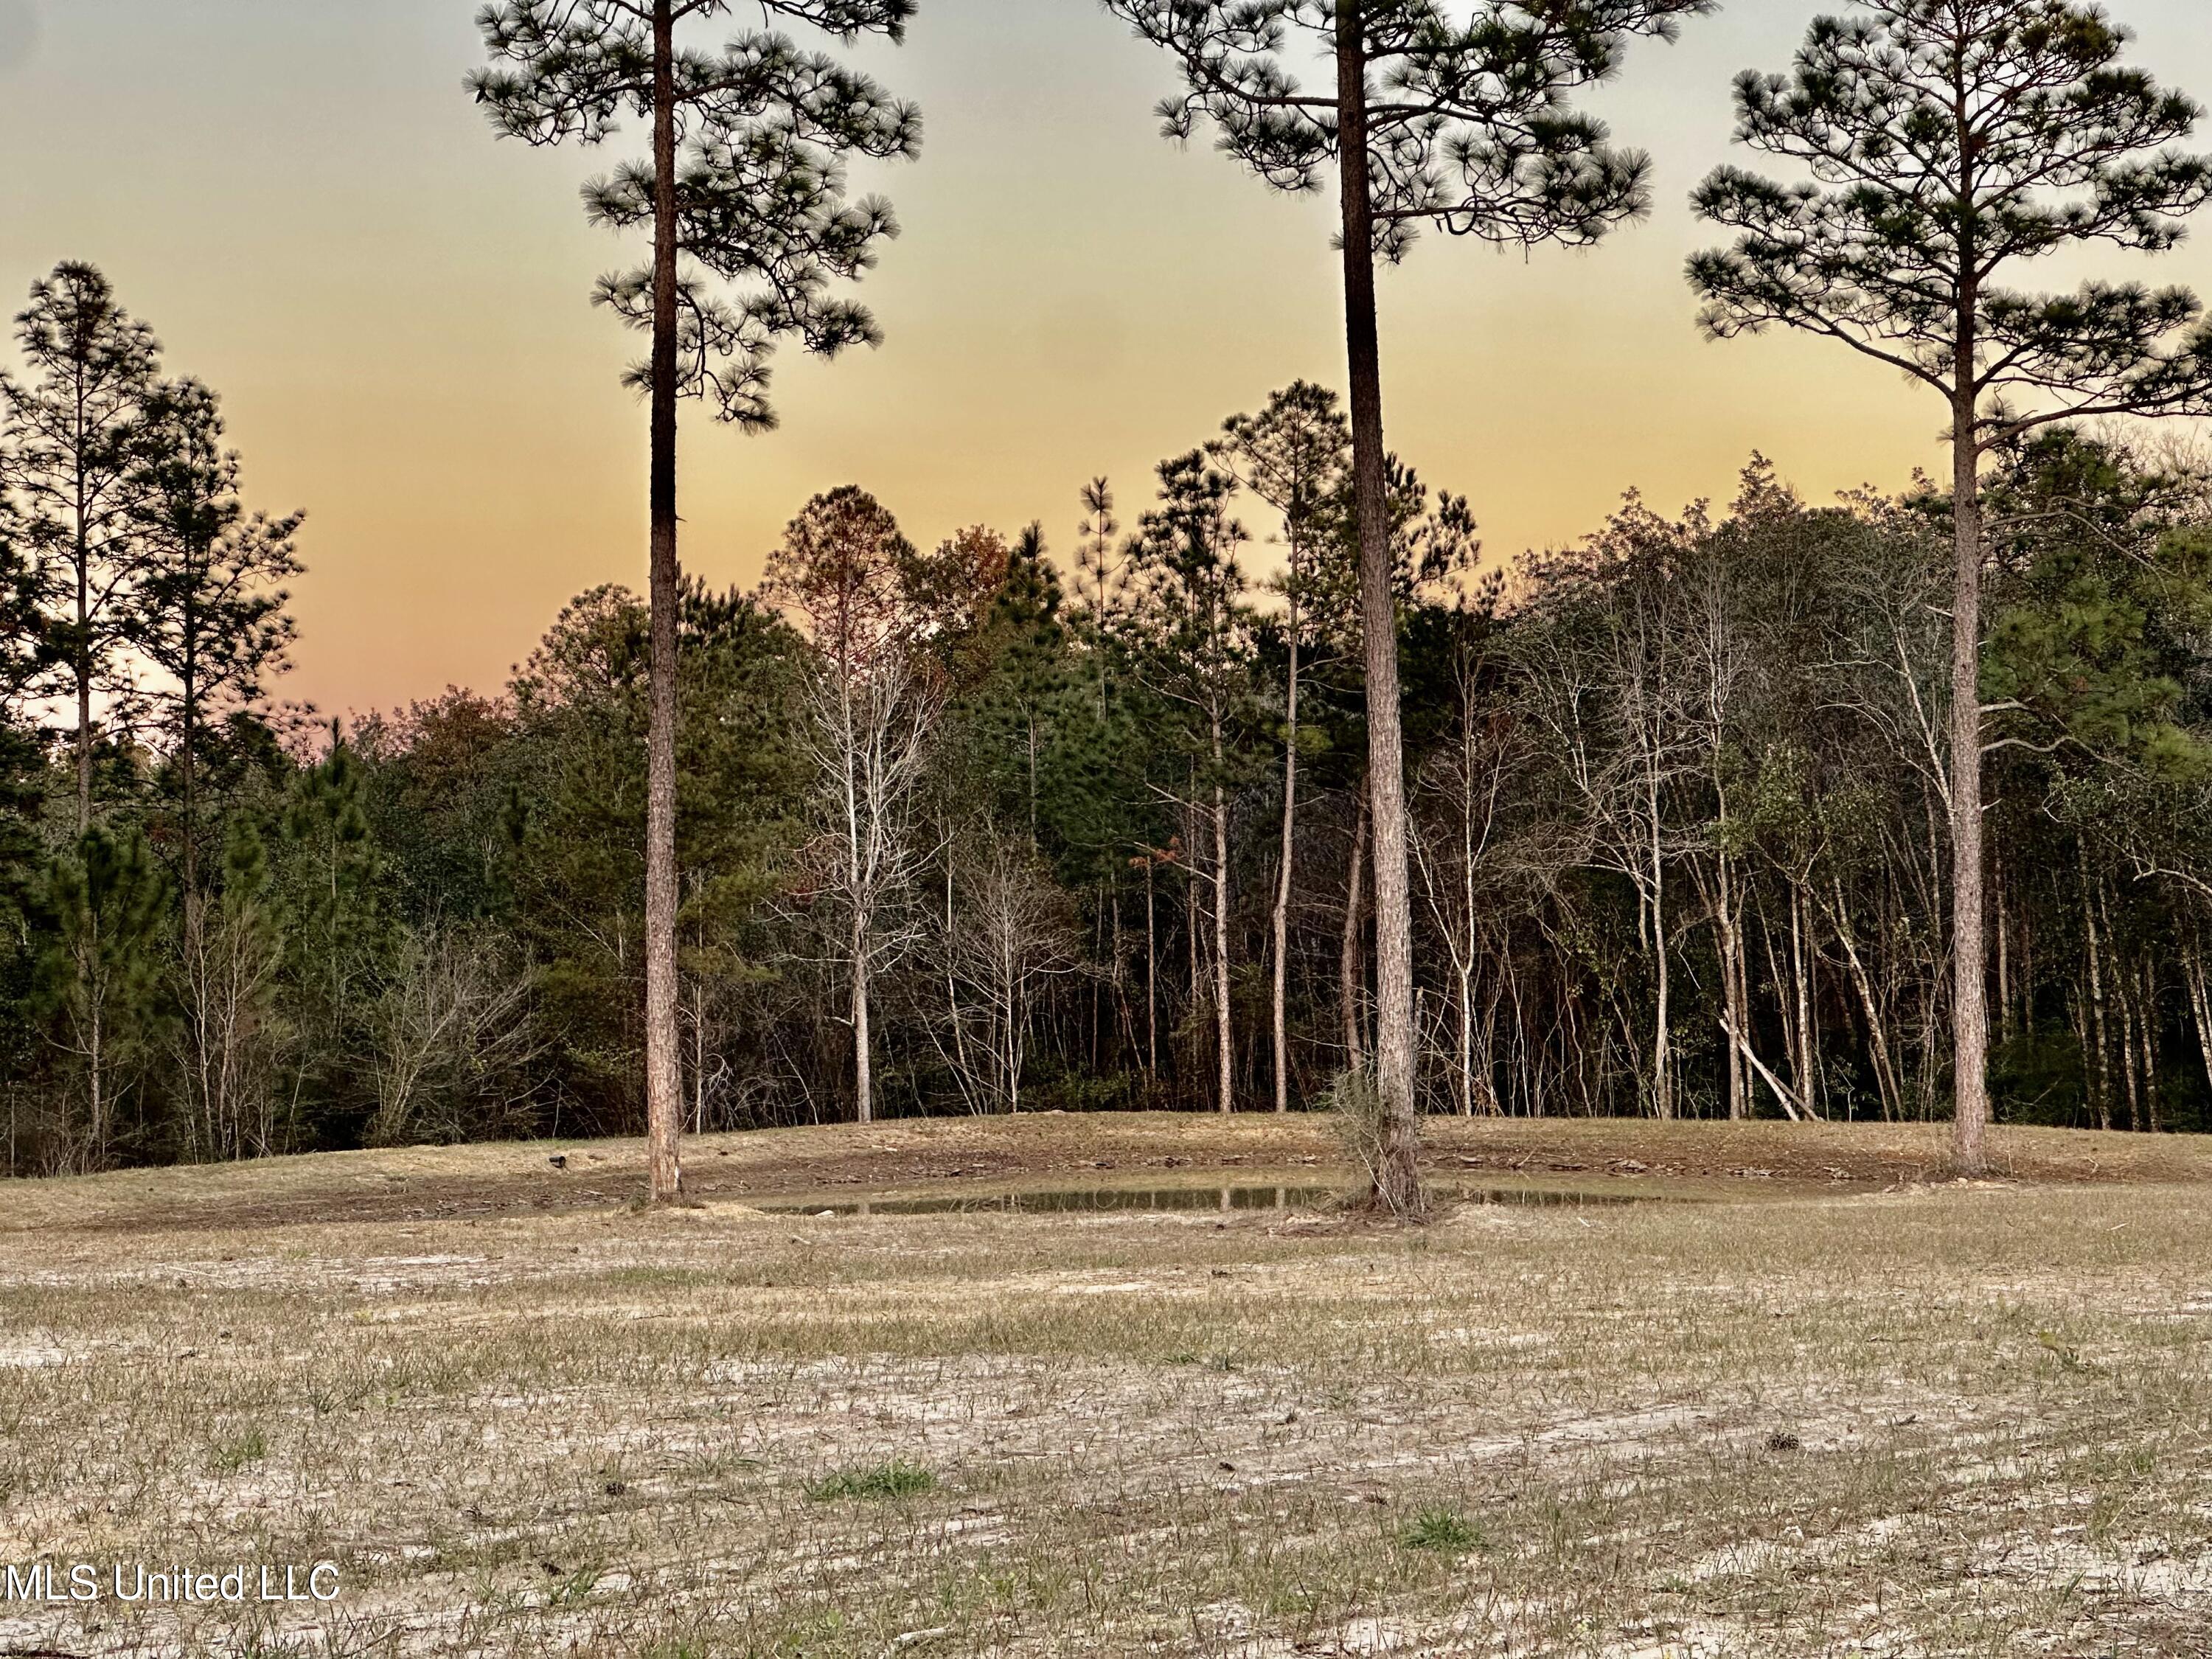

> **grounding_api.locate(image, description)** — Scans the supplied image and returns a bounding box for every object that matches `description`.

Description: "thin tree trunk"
[74,408,92,833]
[2106,916,2141,1141]
[1457,689,1486,1116]
[1186,810,1201,1091]
[1720,1015,1807,1121]
[2185,938,2212,1100]
[1111,888,1135,1071]
[641,0,684,1202]
[2138,961,2160,1134]
[1145,857,1158,1078]
[1790,878,1815,1114]
[1713,849,1746,1121]
[1994,848,2012,1043]
[1647,764,1672,1120]
[852,930,874,1127]
[1341,782,1368,1074]
[1335,1,1419,1215]
[1455,961,1475,1116]
[1829,877,1902,1123]
[692,983,706,1135]
[2082,855,2111,1132]
[2104,886,2137,1133]
[945,862,975,1106]
[1272,601,1300,1113]
[1211,732,1234,1114]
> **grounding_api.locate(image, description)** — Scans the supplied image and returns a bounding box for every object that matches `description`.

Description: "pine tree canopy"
[1690,0,2212,445]
[1103,0,1711,258]
[470,0,921,425]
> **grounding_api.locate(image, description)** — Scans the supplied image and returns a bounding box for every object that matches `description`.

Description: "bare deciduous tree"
[768,487,944,1124]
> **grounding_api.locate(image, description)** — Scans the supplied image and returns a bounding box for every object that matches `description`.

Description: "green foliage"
[208,1425,268,1475]
[32,827,170,1166]
[1400,1506,1484,1554]
[469,0,921,430]
[1106,1,1711,261]
[4,251,2212,1167]
[1692,1,2212,445]
[1986,431,2212,778]
[804,1460,936,1502]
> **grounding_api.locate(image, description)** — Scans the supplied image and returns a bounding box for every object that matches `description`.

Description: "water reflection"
[758,1180,1671,1217]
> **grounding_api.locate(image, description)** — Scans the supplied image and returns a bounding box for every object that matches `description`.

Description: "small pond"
[754,1175,1700,1217]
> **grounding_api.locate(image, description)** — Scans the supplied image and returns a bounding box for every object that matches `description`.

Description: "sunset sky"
[4,0,2212,718]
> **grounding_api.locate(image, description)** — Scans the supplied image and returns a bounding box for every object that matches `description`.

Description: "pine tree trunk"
[1646,764,1672,1120]
[1273,605,1300,1113]
[1335,1,1420,1214]
[73,412,93,834]
[180,627,198,901]
[1949,372,1990,1170]
[642,0,684,1202]
[75,565,92,834]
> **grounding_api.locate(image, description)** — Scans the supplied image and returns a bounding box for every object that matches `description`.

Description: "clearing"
[0,1114,2208,1656]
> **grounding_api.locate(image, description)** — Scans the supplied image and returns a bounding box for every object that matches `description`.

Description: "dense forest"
[4,260,2211,1175]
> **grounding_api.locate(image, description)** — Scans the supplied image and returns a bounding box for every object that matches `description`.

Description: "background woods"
[6,257,2212,1171]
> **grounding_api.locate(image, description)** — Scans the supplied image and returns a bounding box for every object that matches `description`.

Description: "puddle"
[757,1178,1689,1217]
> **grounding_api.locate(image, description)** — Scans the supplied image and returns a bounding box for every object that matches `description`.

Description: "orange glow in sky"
[4,0,2211,717]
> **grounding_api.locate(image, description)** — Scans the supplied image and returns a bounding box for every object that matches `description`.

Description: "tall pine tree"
[1690,0,2212,1170]
[131,378,303,903]
[471,0,921,1198]
[1,264,160,832]
[1103,0,1708,1212]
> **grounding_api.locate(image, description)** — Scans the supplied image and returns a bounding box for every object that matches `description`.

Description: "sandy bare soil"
[0,1116,2208,1656]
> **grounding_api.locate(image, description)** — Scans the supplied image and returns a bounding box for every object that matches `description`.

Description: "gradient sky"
[4,0,2212,717]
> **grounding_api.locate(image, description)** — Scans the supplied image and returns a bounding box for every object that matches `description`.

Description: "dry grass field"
[1,1114,2209,1657]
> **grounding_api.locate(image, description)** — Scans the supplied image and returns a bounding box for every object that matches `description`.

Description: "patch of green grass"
[1399,1506,1484,1554]
[209,1426,268,1474]
[549,1562,603,1607]
[806,1459,938,1502]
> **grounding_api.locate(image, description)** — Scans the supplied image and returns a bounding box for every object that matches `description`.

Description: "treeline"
[4,265,2211,1172]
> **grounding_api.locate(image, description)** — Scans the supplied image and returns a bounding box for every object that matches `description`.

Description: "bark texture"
[643,0,684,1203]
[1336,2,1422,1217]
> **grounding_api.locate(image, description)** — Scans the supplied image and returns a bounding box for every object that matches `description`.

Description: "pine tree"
[471,0,922,1200]
[279,730,390,1128]
[1689,0,2212,1171]
[34,827,169,1169]
[0,491,38,719]
[0,263,161,832]
[977,525,1071,846]
[1103,0,1708,1213]
[131,378,303,905]
[1214,383,1351,1114]
[1128,451,1253,1115]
